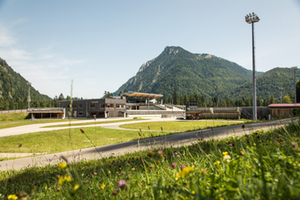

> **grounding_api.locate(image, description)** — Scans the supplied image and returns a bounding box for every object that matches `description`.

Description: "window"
[78,111,83,116]
[72,104,77,108]
[89,103,95,108]
[116,104,125,109]
[100,104,105,108]
[78,104,83,109]
[106,104,114,108]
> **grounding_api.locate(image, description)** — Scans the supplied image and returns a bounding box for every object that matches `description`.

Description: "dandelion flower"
[191,191,195,194]
[101,183,105,189]
[58,162,67,169]
[222,152,228,156]
[73,184,79,191]
[58,177,65,185]
[214,161,220,165]
[64,176,73,182]
[8,194,18,200]
[177,167,194,178]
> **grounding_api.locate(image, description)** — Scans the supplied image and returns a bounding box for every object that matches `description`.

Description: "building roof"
[268,103,300,108]
[126,92,163,99]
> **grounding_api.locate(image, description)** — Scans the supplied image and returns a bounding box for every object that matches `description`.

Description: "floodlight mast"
[245,12,260,121]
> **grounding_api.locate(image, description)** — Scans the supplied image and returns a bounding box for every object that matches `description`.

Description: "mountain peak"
[164,46,181,55]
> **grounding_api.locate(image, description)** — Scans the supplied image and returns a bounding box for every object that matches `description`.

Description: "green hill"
[220,67,300,100]
[0,58,51,101]
[115,46,263,98]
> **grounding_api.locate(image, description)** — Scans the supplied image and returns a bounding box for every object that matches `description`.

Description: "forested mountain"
[0,57,52,110]
[115,46,264,98]
[220,67,300,100]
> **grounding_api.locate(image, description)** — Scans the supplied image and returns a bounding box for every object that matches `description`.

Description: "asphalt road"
[0,118,296,171]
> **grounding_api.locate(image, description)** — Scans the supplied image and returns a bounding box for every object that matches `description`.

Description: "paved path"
[0,118,296,171]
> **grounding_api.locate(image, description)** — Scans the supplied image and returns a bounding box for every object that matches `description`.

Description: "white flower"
[223,155,231,162]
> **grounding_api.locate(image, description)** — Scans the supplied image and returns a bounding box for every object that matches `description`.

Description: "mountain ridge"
[115,46,264,98]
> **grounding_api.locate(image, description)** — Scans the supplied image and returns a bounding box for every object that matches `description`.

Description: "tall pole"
[245,12,260,121]
[252,22,257,120]
[291,66,298,103]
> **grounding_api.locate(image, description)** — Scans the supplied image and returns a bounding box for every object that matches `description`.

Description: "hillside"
[115,46,263,98]
[220,67,300,100]
[0,58,51,101]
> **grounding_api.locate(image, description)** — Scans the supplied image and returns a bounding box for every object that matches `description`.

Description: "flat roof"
[268,103,300,108]
[127,92,163,99]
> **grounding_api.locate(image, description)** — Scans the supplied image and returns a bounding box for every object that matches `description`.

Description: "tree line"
[161,88,295,107]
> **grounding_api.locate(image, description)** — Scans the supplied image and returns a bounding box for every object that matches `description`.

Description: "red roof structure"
[268,103,300,108]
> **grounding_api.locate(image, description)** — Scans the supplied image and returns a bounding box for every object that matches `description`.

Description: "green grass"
[0,126,173,154]
[0,112,29,121]
[1,119,300,199]
[120,120,244,132]
[0,120,243,155]
[41,118,147,128]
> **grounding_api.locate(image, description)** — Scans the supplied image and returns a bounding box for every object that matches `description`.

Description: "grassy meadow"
[0,120,243,155]
[120,120,244,132]
[41,118,146,128]
[0,119,300,199]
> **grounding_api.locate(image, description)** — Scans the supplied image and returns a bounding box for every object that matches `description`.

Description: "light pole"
[27,82,31,111]
[291,66,298,103]
[279,87,283,103]
[245,12,260,121]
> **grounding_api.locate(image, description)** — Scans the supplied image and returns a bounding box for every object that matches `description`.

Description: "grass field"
[0,119,299,199]
[120,120,244,132]
[41,118,146,128]
[0,120,244,155]
[0,126,172,154]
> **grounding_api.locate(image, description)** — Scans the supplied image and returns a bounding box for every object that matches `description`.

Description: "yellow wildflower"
[222,152,228,156]
[191,191,195,194]
[8,194,18,200]
[177,167,194,178]
[73,184,79,191]
[101,183,105,189]
[58,177,65,185]
[253,143,256,146]
[246,165,252,169]
[64,176,73,182]
[214,161,220,165]
[220,198,224,200]
[58,162,67,169]
[283,156,287,159]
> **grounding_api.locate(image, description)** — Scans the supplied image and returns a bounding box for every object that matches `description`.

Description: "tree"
[58,93,65,100]
[296,80,300,103]
[283,95,292,103]
[172,89,179,105]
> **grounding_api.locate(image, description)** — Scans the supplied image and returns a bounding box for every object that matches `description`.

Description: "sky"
[0,0,299,99]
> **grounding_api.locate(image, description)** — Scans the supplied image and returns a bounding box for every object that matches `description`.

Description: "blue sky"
[0,0,299,99]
